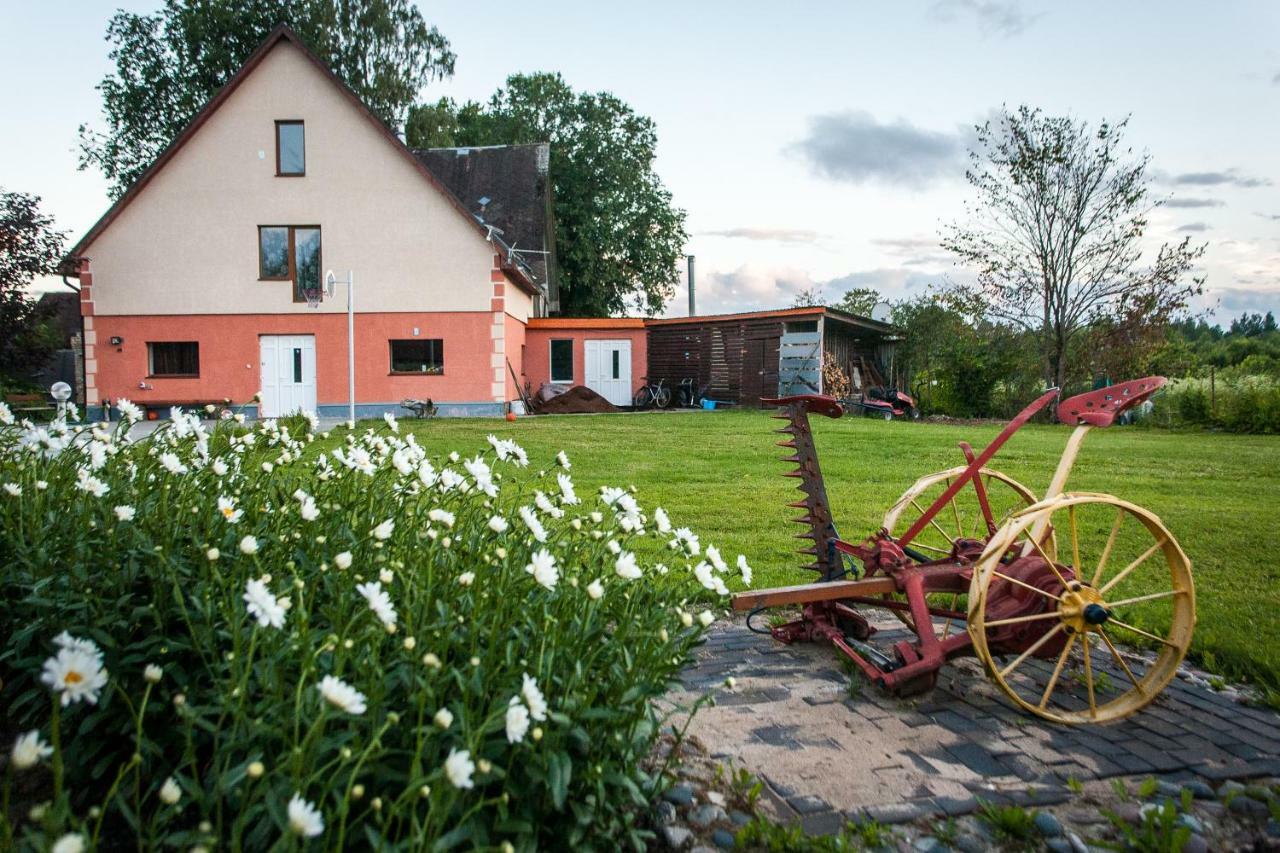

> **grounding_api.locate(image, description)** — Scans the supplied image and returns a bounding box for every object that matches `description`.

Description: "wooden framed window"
[276,120,305,175]
[259,226,322,302]
[549,339,573,383]
[147,342,199,377]
[390,339,444,374]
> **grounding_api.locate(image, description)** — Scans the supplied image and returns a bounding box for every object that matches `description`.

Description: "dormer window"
[276,120,305,176]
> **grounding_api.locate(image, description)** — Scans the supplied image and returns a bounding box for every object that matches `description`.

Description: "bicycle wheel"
[654,386,671,408]
[632,387,653,409]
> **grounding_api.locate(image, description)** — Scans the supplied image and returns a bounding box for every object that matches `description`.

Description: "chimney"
[687,255,696,317]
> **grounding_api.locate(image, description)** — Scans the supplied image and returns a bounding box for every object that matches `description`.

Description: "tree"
[831,287,881,316]
[79,0,455,198]
[0,190,66,378]
[790,285,825,308]
[942,106,1205,396]
[406,73,687,317]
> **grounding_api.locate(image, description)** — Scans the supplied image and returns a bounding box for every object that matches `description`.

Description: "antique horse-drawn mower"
[731,377,1195,724]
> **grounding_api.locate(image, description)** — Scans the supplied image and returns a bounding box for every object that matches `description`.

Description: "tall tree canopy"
[942,106,1204,393]
[79,0,455,198]
[407,74,688,317]
[0,190,66,378]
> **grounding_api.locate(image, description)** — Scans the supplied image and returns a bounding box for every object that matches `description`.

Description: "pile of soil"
[533,385,619,415]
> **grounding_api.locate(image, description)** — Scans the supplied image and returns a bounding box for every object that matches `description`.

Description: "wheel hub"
[1059,583,1111,634]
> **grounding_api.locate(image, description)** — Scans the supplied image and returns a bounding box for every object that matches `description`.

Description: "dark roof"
[413,144,557,307]
[646,305,896,335]
[60,25,536,295]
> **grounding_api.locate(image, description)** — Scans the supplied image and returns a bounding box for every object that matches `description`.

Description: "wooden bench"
[4,393,54,416]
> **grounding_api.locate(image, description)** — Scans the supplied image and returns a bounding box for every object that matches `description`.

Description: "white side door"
[259,335,317,417]
[583,339,632,406]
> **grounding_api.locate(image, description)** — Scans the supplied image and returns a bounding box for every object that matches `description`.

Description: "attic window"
[276,121,305,175]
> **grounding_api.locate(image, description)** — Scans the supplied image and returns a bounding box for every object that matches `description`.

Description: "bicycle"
[675,378,701,408]
[632,377,671,409]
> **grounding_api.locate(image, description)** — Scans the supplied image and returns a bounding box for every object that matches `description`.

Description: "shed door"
[584,339,632,406]
[260,335,317,417]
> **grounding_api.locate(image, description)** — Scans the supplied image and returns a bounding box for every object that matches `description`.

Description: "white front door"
[584,339,632,406]
[259,335,317,417]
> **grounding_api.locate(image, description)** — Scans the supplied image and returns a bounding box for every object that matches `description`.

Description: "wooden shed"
[645,306,900,408]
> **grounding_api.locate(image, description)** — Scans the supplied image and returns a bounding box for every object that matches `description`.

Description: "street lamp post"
[325,270,356,426]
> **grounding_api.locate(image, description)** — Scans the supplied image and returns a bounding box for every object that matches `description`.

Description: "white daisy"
[41,643,108,706]
[0,401,13,425]
[383,412,399,433]
[287,793,324,837]
[428,508,455,527]
[505,699,530,744]
[458,572,475,586]
[706,545,728,572]
[51,833,85,853]
[144,664,163,683]
[334,551,353,570]
[586,579,604,601]
[116,399,143,422]
[519,505,547,542]
[159,452,187,475]
[159,776,182,805]
[11,730,52,770]
[654,507,672,534]
[556,450,571,470]
[317,675,367,715]
[444,749,475,789]
[615,551,642,581]
[599,486,627,507]
[699,611,715,627]
[217,496,242,524]
[434,707,453,729]
[356,581,397,628]
[521,673,548,721]
[3,483,20,497]
[488,515,509,534]
[114,505,136,521]
[737,554,753,586]
[299,497,319,521]
[556,472,579,505]
[525,549,559,591]
[372,519,394,540]
[239,535,259,555]
[211,458,229,476]
[243,578,285,629]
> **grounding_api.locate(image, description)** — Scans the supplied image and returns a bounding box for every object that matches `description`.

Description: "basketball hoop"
[302,283,323,309]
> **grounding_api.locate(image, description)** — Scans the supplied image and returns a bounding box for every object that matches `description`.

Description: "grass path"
[381,409,1280,690]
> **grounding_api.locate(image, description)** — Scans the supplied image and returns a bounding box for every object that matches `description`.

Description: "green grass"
[363,410,1280,689]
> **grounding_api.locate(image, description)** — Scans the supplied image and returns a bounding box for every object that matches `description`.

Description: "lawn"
[372,409,1280,690]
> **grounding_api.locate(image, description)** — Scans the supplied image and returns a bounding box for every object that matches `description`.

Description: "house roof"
[646,305,897,334]
[413,144,555,301]
[61,24,537,296]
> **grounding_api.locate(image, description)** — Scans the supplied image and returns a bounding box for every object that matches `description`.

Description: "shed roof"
[646,305,896,335]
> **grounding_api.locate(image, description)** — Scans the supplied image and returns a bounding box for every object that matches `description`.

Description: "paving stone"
[945,742,1010,777]
[864,801,930,824]
[798,809,846,836]
[729,810,751,827]
[1034,811,1063,837]
[1227,795,1270,817]
[787,795,831,815]
[655,801,677,825]
[688,804,728,828]
[663,825,693,850]
[664,784,696,807]
[711,828,736,849]
[932,794,978,816]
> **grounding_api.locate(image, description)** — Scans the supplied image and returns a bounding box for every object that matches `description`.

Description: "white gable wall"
[82,40,498,317]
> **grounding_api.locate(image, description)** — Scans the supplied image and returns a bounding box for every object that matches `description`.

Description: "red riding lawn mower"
[856,386,919,421]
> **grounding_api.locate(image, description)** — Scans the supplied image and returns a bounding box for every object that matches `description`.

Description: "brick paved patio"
[664,616,1280,833]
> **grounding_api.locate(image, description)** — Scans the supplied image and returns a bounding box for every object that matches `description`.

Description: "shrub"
[0,404,743,849]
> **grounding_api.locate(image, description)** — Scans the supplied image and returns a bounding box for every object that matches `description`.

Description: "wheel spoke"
[1082,632,1098,719]
[998,623,1066,679]
[1097,627,1145,696]
[911,542,952,555]
[911,499,956,546]
[1106,589,1183,609]
[941,592,960,639]
[946,477,963,540]
[1024,532,1072,592]
[1090,508,1125,588]
[984,611,1061,628]
[1107,618,1176,648]
[991,570,1061,602]
[1100,538,1168,595]
[1039,633,1077,709]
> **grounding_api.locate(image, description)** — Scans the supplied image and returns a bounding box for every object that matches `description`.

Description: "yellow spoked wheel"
[968,494,1195,724]
[881,466,1045,633]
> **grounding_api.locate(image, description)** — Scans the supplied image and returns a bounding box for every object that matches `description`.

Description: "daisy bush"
[0,403,749,850]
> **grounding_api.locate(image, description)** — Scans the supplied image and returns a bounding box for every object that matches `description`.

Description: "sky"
[4,0,1278,322]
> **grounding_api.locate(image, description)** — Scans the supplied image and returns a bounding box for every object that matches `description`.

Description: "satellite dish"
[871,301,893,323]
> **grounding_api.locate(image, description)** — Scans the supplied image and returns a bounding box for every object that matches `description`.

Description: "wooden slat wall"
[823,321,890,391]
[647,317,788,407]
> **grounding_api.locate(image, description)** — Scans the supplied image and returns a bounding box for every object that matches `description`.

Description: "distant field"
[363,409,1280,690]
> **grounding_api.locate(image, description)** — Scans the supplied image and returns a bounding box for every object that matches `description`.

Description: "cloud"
[791,111,966,187]
[1255,213,1280,221]
[870,235,953,268]
[1164,197,1225,209]
[1163,169,1271,189]
[1273,70,1280,85]
[1175,222,1211,233]
[699,227,822,244]
[1211,287,1280,315]
[930,0,1040,36]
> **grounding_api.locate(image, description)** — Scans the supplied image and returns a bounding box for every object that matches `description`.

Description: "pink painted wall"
[91,312,499,406]
[524,326,648,395]
[504,312,526,401]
